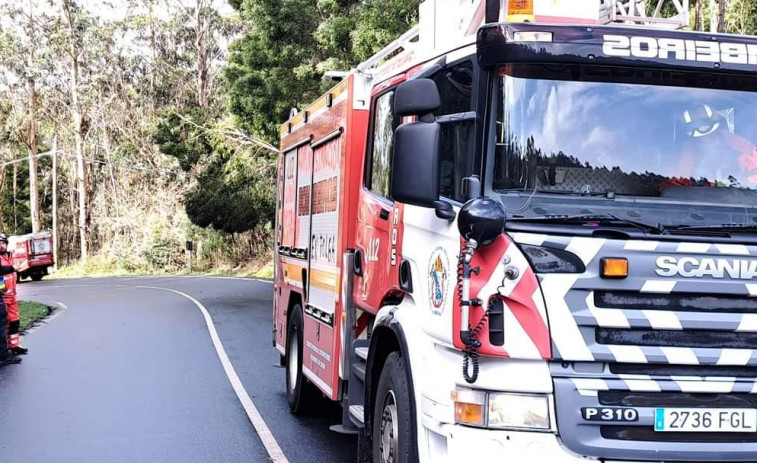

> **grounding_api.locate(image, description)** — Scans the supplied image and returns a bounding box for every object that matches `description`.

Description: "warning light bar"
[507,0,534,22]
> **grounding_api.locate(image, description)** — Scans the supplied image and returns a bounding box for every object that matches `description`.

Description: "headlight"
[488,392,550,430]
[453,390,551,431]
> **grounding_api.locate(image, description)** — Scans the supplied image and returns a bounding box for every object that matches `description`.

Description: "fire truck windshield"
[490,63,757,227]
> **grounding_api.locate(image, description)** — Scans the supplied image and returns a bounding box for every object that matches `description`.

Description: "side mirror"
[390,79,442,208]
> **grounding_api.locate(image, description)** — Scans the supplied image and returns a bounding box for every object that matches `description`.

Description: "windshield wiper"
[502,188,617,199]
[667,223,757,233]
[509,213,667,235]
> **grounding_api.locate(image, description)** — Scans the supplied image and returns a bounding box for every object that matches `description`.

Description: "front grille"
[600,426,757,443]
[610,363,757,378]
[599,391,757,408]
[596,328,757,349]
[596,291,757,313]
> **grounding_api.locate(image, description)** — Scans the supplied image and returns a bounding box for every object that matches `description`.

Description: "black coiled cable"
[456,255,464,302]
[463,303,490,383]
[459,253,489,384]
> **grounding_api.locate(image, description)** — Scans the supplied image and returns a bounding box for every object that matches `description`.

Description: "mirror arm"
[419,113,435,123]
[433,200,456,222]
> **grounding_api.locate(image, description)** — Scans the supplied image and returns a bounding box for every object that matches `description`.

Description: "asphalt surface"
[0,276,356,463]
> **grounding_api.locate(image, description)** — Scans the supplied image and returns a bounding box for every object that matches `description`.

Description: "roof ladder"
[600,0,690,29]
[356,25,421,75]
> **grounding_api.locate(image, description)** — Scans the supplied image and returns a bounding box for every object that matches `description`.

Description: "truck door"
[354,88,403,313]
[274,155,286,352]
[302,134,343,400]
[274,145,311,350]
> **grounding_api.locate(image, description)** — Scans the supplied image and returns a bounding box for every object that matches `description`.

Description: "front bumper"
[441,425,586,462]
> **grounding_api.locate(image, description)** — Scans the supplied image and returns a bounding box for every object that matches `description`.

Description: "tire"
[31,273,43,282]
[357,427,372,463]
[372,352,416,463]
[285,304,320,414]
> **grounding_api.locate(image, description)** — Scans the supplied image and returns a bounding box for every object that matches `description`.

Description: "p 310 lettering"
[582,407,639,422]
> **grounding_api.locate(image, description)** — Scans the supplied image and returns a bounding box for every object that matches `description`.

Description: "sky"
[0,0,236,91]
[0,0,235,21]
[80,0,236,20]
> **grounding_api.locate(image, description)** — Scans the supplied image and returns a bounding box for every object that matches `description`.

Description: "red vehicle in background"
[9,231,54,281]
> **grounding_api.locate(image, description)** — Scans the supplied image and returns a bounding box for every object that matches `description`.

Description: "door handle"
[379,209,390,220]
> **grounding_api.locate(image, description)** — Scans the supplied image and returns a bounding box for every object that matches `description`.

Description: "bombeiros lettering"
[603,34,757,65]
[656,256,757,279]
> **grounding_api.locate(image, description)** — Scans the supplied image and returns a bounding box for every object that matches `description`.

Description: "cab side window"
[434,62,474,203]
[366,90,401,198]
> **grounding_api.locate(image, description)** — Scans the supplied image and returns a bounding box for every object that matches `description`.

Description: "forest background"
[0,0,752,277]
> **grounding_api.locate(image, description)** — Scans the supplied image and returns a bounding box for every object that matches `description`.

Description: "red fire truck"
[275,1,757,461]
[10,231,54,281]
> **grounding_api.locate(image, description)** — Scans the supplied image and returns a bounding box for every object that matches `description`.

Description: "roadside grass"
[19,301,51,331]
[49,254,274,281]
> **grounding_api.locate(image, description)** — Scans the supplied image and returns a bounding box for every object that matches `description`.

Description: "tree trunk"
[27,0,41,233]
[0,164,6,233]
[12,163,17,232]
[64,0,88,263]
[196,0,209,108]
[68,159,77,263]
[149,0,157,94]
[720,0,727,32]
[694,0,704,30]
[52,138,58,269]
[710,0,727,32]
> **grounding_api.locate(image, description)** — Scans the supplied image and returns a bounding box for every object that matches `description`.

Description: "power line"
[0,149,190,177]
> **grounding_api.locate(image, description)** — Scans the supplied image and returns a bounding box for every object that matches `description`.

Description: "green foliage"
[2,159,32,235]
[352,0,421,62]
[224,0,420,144]
[184,148,276,234]
[155,108,276,234]
[154,110,213,172]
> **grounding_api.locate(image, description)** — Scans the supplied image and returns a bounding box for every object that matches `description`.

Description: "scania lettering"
[656,256,757,279]
[272,0,757,461]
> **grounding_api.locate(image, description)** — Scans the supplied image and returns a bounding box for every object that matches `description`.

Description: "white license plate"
[654,408,757,432]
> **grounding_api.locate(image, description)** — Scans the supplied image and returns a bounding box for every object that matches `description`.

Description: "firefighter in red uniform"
[664,104,757,188]
[0,233,28,355]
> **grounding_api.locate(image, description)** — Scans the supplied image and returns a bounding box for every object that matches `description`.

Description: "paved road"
[0,276,356,463]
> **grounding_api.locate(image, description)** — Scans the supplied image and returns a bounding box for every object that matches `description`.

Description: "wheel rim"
[288,331,298,393]
[378,390,399,463]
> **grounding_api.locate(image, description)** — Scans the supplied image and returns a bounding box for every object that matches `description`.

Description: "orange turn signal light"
[601,258,628,279]
[452,390,486,426]
[454,402,485,427]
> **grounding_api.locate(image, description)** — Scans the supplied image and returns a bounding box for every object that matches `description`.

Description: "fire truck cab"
[274,1,757,461]
[10,231,54,281]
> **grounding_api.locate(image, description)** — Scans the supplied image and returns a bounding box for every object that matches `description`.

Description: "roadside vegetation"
[19,300,49,331]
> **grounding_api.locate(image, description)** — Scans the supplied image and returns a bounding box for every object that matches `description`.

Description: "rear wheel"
[372,352,416,463]
[285,304,320,414]
[31,273,43,281]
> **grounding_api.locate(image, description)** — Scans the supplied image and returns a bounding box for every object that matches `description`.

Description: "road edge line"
[137,285,288,463]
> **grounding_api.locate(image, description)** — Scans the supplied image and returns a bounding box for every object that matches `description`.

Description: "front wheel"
[285,304,320,414]
[372,352,416,463]
[31,273,43,281]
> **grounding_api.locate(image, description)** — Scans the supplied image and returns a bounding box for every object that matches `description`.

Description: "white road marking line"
[138,275,273,284]
[137,285,288,463]
[23,301,69,336]
[48,276,274,285]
